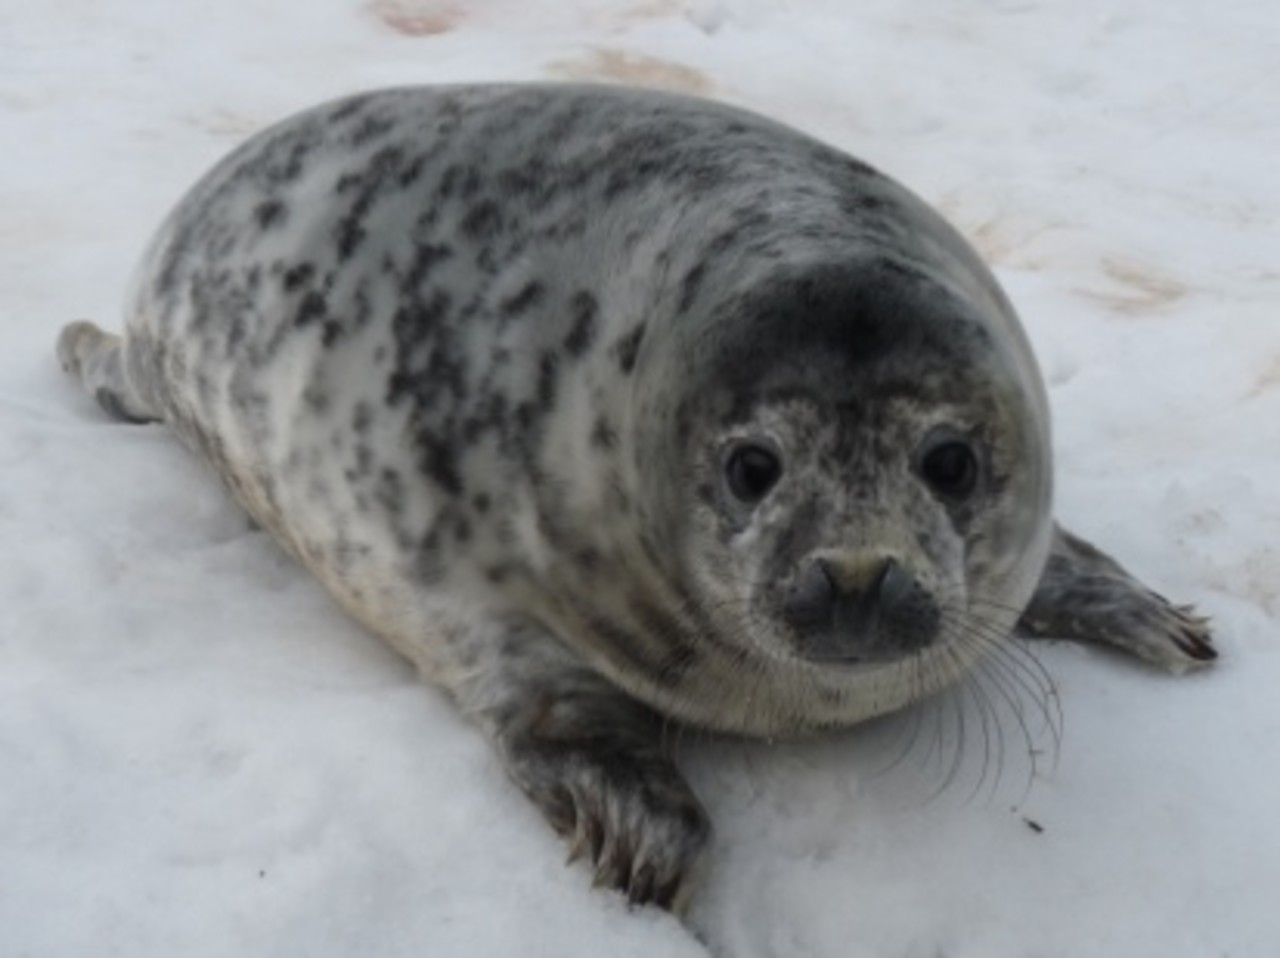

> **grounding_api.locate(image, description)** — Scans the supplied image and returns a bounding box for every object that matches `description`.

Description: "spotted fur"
[55,84,1215,909]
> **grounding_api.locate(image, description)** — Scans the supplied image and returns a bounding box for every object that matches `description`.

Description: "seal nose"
[782,556,937,661]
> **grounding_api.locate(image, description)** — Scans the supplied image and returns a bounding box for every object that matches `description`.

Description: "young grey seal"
[56,84,1215,910]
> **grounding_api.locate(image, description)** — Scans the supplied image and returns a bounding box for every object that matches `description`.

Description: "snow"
[2,0,1278,954]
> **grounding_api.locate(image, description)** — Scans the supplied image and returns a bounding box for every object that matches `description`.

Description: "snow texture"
[2,1,1277,955]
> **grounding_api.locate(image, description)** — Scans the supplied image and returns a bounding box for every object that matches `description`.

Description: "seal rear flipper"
[443,616,710,911]
[56,320,159,424]
[1015,523,1216,673]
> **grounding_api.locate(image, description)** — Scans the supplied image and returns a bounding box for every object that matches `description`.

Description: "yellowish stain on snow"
[1079,258,1191,315]
[367,0,463,37]
[548,49,713,96]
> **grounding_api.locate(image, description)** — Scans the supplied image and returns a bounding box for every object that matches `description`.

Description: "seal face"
[56,84,1215,909]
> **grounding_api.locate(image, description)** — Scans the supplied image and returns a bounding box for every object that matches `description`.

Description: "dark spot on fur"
[460,166,482,198]
[563,291,598,356]
[461,200,502,240]
[348,282,374,330]
[615,322,647,374]
[274,137,315,186]
[421,435,464,496]
[514,401,536,431]
[334,146,409,261]
[476,245,503,276]
[303,383,330,414]
[590,416,616,450]
[254,199,286,230]
[403,242,454,293]
[678,263,706,314]
[501,281,546,318]
[352,401,373,434]
[399,155,426,188]
[385,290,468,485]
[335,171,362,195]
[403,288,454,338]
[438,164,462,198]
[283,262,315,292]
[374,468,405,517]
[536,351,558,411]
[351,442,374,479]
[349,111,396,147]
[226,316,247,352]
[336,221,367,261]
[295,290,327,328]
[472,492,491,514]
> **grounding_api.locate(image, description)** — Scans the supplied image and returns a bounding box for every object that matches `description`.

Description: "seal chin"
[781,554,943,664]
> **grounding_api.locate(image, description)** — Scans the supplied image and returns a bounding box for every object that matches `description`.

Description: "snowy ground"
[2,1,1278,955]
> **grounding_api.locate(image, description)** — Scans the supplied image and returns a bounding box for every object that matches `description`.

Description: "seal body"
[57,84,1214,908]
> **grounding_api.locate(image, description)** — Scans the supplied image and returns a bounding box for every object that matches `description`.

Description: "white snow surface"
[3,1,1278,955]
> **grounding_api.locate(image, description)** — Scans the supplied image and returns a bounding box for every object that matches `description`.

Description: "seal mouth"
[795,646,923,667]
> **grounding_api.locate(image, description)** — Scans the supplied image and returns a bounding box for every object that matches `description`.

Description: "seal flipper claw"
[503,705,709,909]
[1016,523,1217,673]
[628,862,658,907]
[460,619,709,910]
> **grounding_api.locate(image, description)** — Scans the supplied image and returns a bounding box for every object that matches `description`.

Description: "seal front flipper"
[449,617,710,911]
[1016,524,1216,673]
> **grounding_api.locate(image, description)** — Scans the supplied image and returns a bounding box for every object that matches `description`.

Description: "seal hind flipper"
[56,320,158,424]
[1016,523,1217,673]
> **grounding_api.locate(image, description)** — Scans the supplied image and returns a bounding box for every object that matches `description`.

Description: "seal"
[55,84,1216,909]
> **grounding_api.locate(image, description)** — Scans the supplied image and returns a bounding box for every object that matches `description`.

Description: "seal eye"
[725,444,782,504]
[921,440,979,500]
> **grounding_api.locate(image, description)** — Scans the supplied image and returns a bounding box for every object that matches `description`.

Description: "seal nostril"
[783,558,838,630]
[874,558,914,613]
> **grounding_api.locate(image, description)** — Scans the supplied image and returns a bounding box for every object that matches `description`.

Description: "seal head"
[601,249,1054,733]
